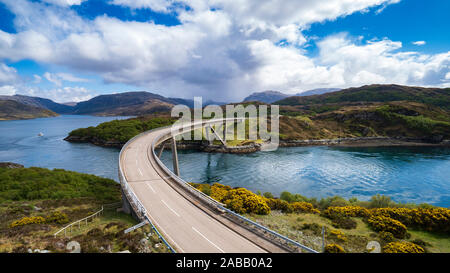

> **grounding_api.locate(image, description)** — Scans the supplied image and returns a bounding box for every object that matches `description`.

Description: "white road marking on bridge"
[192,226,225,253]
[145,182,156,193]
[138,168,143,177]
[161,199,180,217]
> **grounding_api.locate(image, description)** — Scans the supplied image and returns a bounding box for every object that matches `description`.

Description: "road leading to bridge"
[120,122,281,253]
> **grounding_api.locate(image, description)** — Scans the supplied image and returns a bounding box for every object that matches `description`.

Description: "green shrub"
[263,192,274,199]
[331,217,357,229]
[369,194,393,208]
[0,167,120,203]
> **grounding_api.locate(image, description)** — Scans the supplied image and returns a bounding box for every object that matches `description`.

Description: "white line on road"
[192,226,225,253]
[145,182,156,193]
[161,199,180,217]
[138,168,143,177]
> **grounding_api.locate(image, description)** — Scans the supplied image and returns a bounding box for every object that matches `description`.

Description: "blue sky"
[0,0,449,102]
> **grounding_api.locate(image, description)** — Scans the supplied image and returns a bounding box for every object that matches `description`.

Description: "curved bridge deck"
[119,120,316,253]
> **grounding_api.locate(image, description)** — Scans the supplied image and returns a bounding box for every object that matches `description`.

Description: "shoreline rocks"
[64,135,450,154]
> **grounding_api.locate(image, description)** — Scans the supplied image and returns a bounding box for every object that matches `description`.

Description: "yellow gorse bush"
[222,188,271,215]
[45,211,69,224]
[367,215,407,239]
[324,244,345,253]
[190,183,450,234]
[10,216,46,228]
[328,229,347,242]
[383,242,425,253]
[323,206,371,218]
[290,202,320,214]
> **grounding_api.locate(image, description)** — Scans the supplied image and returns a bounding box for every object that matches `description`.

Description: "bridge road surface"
[120,126,267,253]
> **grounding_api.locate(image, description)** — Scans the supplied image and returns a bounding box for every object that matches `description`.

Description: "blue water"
[161,146,450,207]
[0,115,130,181]
[1,115,449,207]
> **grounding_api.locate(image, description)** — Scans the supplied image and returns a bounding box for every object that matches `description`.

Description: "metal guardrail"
[149,119,319,253]
[53,202,122,238]
[118,127,177,253]
[54,206,104,238]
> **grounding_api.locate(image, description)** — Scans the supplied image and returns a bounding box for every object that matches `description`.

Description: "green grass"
[247,211,450,253]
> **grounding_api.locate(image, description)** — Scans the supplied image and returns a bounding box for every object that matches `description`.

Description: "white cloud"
[412,41,426,46]
[0,63,19,85]
[18,85,95,102]
[0,0,449,102]
[42,0,86,7]
[42,86,94,102]
[43,72,90,87]
[110,0,175,12]
[0,85,17,96]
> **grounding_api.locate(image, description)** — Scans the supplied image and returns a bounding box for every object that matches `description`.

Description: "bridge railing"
[118,127,177,253]
[150,119,319,253]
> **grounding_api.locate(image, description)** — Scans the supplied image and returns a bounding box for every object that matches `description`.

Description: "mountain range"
[1,85,449,120]
[243,88,341,103]
[0,92,227,119]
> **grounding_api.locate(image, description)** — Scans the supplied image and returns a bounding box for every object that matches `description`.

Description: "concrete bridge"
[119,118,318,253]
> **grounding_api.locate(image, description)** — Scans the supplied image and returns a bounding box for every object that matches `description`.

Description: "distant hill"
[72,91,176,116]
[243,88,340,103]
[296,88,341,96]
[243,91,289,103]
[0,100,58,120]
[0,94,74,114]
[276,84,450,109]
[169,98,227,108]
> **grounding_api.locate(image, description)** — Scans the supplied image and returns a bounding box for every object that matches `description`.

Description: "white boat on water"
[38,132,44,137]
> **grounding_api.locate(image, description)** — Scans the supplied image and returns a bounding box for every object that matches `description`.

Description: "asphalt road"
[120,126,268,253]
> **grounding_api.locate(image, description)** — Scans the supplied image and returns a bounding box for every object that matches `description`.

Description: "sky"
[0,0,449,103]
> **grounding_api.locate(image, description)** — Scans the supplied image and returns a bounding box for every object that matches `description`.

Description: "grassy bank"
[0,165,169,253]
[190,182,450,253]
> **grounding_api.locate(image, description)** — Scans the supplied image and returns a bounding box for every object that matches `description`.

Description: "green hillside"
[0,100,58,120]
[276,84,450,110]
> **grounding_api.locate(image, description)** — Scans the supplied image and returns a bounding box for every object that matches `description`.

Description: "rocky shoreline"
[64,135,450,154]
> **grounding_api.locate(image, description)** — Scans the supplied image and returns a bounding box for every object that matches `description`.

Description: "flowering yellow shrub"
[10,216,46,228]
[45,211,69,224]
[328,229,347,242]
[367,215,407,239]
[371,207,450,234]
[264,198,292,212]
[324,244,345,253]
[323,206,370,218]
[290,202,320,214]
[383,242,425,253]
[222,188,271,215]
[210,183,232,203]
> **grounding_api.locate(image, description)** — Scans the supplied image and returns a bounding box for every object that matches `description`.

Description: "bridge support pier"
[121,189,140,221]
[158,143,165,158]
[171,137,180,176]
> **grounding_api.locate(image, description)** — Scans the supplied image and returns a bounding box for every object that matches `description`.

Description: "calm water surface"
[161,146,450,207]
[0,115,130,180]
[1,115,449,207]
